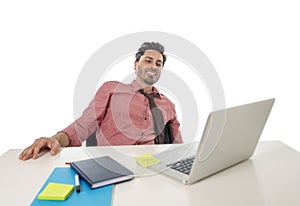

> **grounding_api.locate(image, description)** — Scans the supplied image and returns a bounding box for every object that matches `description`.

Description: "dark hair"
[135,42,167,65]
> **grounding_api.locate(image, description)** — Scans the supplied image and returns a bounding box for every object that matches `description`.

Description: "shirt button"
[144,117,147,120]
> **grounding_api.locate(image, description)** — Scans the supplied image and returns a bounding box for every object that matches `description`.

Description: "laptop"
[148,98,275,184]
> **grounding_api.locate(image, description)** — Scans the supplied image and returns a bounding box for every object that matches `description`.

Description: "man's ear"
[134,61,138,70]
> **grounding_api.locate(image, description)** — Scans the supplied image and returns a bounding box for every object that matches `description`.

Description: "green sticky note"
[38,182,74,201]
[134,154,160,167]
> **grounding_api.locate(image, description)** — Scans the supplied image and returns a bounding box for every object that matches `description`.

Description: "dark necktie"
[139,89,165,144]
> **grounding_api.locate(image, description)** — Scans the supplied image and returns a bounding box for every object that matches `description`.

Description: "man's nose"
[150,63,158,69]
[149,62,155,68]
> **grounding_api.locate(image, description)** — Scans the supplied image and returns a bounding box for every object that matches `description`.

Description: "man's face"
[134,50,163,86]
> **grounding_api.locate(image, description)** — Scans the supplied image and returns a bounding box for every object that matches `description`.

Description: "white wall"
[1,0,300,156]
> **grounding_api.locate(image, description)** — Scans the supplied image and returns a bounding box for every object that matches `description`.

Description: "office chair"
[86,131,97,146]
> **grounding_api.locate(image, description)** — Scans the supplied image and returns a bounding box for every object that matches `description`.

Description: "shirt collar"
[130,80,161,97]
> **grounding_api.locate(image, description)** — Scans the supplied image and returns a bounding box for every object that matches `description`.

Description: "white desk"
[1,141,300,206]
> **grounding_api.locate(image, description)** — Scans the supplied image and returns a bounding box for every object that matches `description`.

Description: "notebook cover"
[70,156,134,188]
[31,167,113,206]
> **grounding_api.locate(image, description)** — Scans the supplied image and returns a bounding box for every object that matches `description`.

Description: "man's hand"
[18,133,69,161]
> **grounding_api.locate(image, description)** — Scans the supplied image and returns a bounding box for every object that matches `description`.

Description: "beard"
[136,66,161,85]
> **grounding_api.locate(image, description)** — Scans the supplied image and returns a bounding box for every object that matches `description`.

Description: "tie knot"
[138,89,159,99]
[138,89,160,110]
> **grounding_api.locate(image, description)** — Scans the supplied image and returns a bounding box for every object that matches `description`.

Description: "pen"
[75,174,80,193]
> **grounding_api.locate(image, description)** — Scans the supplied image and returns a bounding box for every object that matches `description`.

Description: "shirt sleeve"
[169,104,183,144]
[60,81,119,146]
[170,120,183,144]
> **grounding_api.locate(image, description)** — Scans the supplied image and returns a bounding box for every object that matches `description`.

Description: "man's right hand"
[18,133,69,161]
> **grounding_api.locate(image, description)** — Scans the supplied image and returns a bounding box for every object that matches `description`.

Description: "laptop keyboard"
[167,157,195,175]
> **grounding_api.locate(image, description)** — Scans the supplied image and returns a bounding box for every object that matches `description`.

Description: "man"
[19,42,183,161]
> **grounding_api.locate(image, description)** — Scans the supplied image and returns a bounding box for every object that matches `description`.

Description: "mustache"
[145,67,158,72]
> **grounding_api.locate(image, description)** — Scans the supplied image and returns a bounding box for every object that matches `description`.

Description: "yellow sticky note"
[38,182,74,201]
[134,154,160,167]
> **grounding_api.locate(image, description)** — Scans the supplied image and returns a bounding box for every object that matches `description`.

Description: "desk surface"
[1,141,300,206]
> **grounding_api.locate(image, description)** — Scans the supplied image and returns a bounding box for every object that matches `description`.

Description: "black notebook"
[70,156,134,189]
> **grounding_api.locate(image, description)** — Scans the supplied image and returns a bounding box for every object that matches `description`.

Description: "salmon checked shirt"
[61,80,183,146]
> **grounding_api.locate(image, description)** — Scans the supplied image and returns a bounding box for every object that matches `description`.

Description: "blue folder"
[31,167,113,206]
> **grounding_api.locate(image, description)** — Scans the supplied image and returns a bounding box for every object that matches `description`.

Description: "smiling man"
[19,42,183,161]
[135,49,163,89]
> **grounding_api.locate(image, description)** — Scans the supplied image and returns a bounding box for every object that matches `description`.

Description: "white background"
[1,0,299,156]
